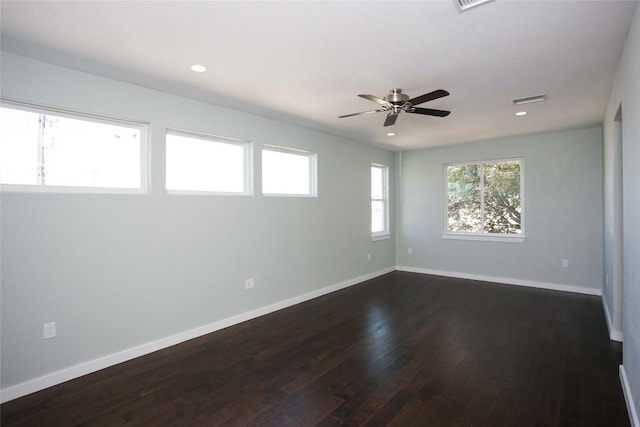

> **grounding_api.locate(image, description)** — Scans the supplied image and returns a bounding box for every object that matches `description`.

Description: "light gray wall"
[396,127,604,291]
[604,4,640,421]
[0,52,396,389]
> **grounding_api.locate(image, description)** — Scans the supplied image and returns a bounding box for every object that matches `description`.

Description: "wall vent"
[453,0,494,13]
[512,94,547,106]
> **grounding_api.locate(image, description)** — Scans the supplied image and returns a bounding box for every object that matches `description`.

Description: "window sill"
[372,233,391,241]
[262,193,318,198]
[0,184,146,194]
[167,190,251,196]
[442,232,525,243]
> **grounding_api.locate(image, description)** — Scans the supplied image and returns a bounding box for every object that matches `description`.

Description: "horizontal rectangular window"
[0,100,147,193]
[445,158,524,241]
[166,130,251,195]
[262,145,317,196]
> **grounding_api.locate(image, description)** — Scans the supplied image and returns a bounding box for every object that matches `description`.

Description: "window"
[166,130,251,195]
[371,163,390,240]
[0,101,147,193]
[262,145,317,196]
[445,158,523,242]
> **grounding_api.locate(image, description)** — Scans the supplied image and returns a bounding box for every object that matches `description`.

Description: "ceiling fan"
[339,88,450,126]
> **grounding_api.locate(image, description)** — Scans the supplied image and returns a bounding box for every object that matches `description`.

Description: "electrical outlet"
[44,322,56,339]
[408,248,413,254]
[367,253,371,261]
[561,259,569,268]
[245,278,255,289]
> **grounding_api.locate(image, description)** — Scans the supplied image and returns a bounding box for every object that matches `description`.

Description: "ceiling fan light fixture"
[515,111,528,116]
[453,0,494,13]
[386,132,396,137]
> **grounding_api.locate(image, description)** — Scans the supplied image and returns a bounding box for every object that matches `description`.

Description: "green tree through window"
[446,160,521,234]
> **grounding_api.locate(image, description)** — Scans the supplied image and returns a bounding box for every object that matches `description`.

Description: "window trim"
[165,128,253,196]
[441,232,525,243]
[371,163,390,240]
[261,144,317,197]
[0,98,149,194]
[442,157,525,242]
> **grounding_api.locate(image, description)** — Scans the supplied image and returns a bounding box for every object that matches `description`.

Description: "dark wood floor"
[2,271,629,426]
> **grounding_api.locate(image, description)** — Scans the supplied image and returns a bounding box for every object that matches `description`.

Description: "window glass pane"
[371,166,383,200]
[446,160,522,236]
[166,133,246,193]
[372,200,385,233]
[0,108,39,185]
[447,164,482,232]
[262,149,311,195]
[371,163,389,236]
[0,107,142,189]
[483,161,521,234]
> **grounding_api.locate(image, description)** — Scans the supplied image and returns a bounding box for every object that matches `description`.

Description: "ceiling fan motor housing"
[385,88,410,105]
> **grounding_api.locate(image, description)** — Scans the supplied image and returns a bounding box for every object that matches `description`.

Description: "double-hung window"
[261,145,317,196]
[0,100,147,193]
[444,158,524,242]
[166,129,252,195]
[371,163,390,240]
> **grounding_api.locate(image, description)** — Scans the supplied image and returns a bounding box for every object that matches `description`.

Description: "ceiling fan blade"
[359,94,390,106]
[384,113,399,127]
[338,109,385,118]
[409,107,451,117]
[408,89,450,106]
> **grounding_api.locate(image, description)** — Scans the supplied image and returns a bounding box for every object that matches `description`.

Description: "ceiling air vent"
[512,94,547,106]
[453,0,494,12]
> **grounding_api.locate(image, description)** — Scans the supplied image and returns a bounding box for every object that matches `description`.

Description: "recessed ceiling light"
[515,111,528,116]
[386,132,396,137]
[190,65,207,73]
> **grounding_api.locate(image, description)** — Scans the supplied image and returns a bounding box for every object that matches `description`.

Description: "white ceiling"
[1,0,636,150]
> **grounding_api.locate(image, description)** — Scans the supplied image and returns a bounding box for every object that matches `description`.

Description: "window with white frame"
[166,130,251,195]
[445,158,523,241]
[371,163,389,239]
[0,101,147,192]
[261,145,317,196]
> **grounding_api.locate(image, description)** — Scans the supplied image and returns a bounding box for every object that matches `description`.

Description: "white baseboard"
[621,365,640,427]
[396,265,602,296]
[602,293,624,342]
[0,266,395,403]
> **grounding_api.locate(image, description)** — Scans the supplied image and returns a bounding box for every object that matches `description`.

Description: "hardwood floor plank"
[1,272,629,426]
[363,390,412,427]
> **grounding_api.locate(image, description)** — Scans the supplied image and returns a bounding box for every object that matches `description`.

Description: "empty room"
[1,1,639,426]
